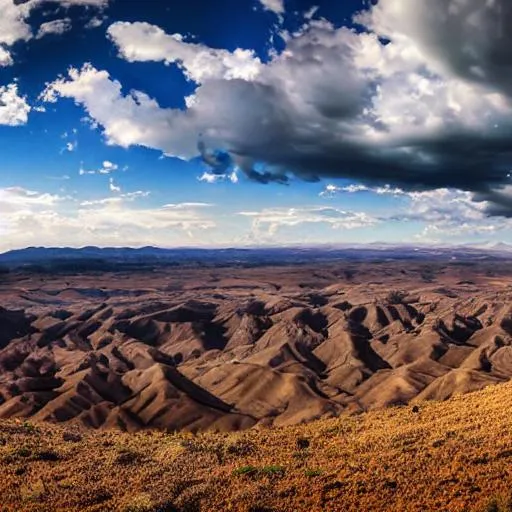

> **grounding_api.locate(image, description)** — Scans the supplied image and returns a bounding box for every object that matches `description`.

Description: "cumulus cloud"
[41,1,512,217]
[42,63,197,157]
[107,22,262,83]
[0,83,31,126]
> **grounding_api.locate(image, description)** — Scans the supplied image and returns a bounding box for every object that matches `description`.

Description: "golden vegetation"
[2,382,512,511]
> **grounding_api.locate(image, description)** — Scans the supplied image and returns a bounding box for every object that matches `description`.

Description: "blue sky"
[0,0,512,250]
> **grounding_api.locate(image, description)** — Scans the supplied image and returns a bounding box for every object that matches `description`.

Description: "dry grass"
[2,382,512,511]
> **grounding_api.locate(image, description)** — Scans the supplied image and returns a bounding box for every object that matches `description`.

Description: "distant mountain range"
[0,243,510,270]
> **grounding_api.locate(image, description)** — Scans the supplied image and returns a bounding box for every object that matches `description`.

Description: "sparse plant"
[62,431,82,443]
[304,469,323,477]
[20,479,46,502]
[15,447,31,458]
[293,450,310,462]
[296,438,310,450]
[122,493,155,512]
[115,448,141,466]
[226,439,256,457]
[22,421,39,434]
[386,290,407,305]
[483,494,512,512]
[36,450,60,461]
[261,465,285,477]
[233,465,258,477]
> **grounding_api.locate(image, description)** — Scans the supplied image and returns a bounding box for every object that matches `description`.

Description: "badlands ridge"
[0,260,511,432]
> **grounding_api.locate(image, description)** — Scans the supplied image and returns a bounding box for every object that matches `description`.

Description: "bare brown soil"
[0,261,512,431]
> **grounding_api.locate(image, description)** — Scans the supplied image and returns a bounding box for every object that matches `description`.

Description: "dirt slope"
[2,381,512,511]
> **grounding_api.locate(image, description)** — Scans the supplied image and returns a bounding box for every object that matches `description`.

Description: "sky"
[1,0,512,250]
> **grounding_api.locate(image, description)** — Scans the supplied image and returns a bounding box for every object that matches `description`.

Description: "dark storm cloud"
[361,0,512,96]
[191,1,512,216]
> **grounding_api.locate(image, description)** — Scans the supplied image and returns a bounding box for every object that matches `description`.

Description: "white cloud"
[320,184,404,197]
[36,18,72,39]
[107,22,262,83]
[42,63,197,157]
[64,141,77,152]
[80,190,149,206]
[162,202,213,209]
[101,160,118,173]
[304,6,319,20]
[320,184,511,240]
[79,160,119,175]
[46,174,71,181]
[57,0,109,7]
[0,186,216,250]
[0,0,32,48]
[85,16,106,29]
[0,83,31,126]
[198,171,238,184]
[109,177,121,193]
[258,0,285,15]
[0,47,13,67]
[239,206,378,236]
[0,0,110,65]
[0,187,62,211]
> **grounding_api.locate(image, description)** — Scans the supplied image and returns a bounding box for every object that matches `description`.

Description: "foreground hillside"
[1,261,512,431]
[2,382,512,511]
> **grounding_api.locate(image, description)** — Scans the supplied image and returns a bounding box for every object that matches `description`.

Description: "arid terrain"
[2,381,512,511]
[1,259,512,432]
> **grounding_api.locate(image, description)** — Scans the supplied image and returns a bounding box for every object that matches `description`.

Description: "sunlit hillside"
[2,381,512,511]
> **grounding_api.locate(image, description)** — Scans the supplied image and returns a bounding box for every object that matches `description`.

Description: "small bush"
[226,439,256,457]
[261,465,285,477]
[15,447,31,458]
[296,438,310,450]
[304,469,323,477]
[115,449,141,466]
[36,450,60,462]
[22,421,39,434]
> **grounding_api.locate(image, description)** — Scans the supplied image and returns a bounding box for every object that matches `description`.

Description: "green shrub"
[233,465,258,476]
[304,469,323,477]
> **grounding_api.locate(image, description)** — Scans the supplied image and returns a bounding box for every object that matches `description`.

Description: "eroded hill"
[0,261,512,431]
